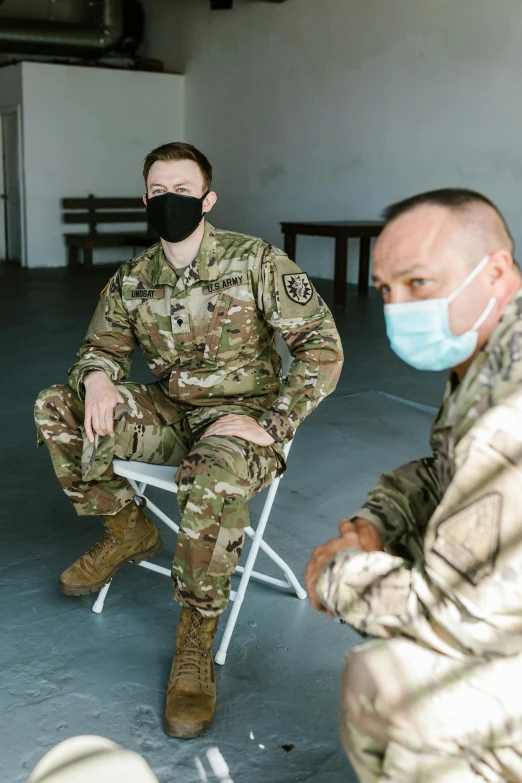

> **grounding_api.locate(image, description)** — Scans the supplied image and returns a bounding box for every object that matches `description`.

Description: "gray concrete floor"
[0,264,446,783]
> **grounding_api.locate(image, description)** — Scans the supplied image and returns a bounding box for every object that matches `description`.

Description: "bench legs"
[67,246,80,268]
[84,246,93,269]
[67,245,93,269]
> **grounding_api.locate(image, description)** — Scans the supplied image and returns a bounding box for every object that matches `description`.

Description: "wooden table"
[280,221,384,307]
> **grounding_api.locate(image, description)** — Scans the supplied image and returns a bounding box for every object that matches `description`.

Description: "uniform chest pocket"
[124,294,176,361]
[204,293,255,364]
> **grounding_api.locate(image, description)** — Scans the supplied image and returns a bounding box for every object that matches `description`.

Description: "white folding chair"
[91,338,307,665]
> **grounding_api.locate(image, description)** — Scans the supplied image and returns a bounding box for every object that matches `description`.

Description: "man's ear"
[142,194,148,206]
[203,191,217,214]
[489,251,513,284]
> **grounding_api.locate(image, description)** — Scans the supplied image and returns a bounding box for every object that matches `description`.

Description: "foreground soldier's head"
[372,188,521,375]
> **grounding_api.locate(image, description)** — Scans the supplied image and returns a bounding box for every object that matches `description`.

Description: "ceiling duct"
[0,0,124,57]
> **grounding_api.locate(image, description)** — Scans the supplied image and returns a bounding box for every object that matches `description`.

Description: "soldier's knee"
[343,650,368,726]
[178,437,245,487]
[342,648,389,744]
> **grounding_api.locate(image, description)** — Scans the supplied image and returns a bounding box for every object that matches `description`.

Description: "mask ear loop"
[447,255,491,304]
[447,254,496,331]
[471,296,496,331]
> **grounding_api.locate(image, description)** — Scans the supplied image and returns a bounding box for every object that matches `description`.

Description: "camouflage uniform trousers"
[342,637,522,783]
[34,382,282,616]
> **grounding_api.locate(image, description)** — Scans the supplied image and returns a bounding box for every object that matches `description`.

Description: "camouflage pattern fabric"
[35,221,342,614]
[67,220,343,445]
[35,382,280,614]
[316,289,522,779]
[341,638,522,782]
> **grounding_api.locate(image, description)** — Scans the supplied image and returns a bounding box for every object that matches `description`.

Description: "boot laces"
[172,613,211,687]
[84,531,120,563]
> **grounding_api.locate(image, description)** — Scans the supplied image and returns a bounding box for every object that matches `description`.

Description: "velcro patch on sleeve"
[432,492,502,585]
[273,257,322,319]
[85,288,110,337]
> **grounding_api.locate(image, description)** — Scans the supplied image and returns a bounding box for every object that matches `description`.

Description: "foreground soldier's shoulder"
[458,388,522,465]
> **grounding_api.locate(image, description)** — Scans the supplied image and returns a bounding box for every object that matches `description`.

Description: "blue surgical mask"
[384,255,496,371]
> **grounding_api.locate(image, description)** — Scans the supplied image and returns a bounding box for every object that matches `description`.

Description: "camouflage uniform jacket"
[317,288,522,659]
[68,221,343,445]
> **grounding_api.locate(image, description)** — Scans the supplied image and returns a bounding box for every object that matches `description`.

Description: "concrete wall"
[21,62,184,267]
[143,0,522,282]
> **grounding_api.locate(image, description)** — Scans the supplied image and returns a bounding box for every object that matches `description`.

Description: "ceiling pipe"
[0,0,123,56]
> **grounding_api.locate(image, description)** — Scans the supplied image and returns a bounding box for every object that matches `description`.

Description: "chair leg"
[215,477,284,666]
[92,581,112,613]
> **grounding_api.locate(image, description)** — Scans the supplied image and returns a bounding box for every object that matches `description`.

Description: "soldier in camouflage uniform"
[306,189,522,782]
[35,143,343,739]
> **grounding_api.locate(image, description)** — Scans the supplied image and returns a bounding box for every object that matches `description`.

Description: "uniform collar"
[151,220,221,288]
[482,285,522,358]
[449,285,522,393]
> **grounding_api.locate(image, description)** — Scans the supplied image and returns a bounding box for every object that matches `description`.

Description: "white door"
[1,111,22,264]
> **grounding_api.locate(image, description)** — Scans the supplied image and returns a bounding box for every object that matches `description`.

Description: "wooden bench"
[62,195,157,268]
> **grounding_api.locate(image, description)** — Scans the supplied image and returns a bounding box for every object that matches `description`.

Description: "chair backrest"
[62,195,150,235]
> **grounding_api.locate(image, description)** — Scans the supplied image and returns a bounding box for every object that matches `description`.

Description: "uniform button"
[177,318,183,326]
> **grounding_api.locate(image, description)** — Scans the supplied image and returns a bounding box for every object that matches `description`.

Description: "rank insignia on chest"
[124,288,165,300]
[283,273,313,305]
[205,275,243,294]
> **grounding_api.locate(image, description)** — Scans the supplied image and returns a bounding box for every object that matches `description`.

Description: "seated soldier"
[307,189,522,782]
[35,142,343,739]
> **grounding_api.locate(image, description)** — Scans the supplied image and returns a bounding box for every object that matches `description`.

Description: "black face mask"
[146,190,209,243]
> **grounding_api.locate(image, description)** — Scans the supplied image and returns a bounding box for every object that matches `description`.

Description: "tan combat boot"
[59,501,162,596]
[164,607,219,738]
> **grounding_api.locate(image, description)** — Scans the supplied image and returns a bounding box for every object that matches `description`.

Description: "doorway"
[0,109,23,265]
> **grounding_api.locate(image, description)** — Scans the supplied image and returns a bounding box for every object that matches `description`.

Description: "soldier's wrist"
[83,370,107,386]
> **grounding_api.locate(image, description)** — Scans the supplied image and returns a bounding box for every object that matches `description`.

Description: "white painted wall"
[21,62,184,267]
[144,0,522,282]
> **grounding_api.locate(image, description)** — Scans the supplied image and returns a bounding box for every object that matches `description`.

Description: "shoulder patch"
[283,273,313,305]
[270,255,323,320]
[432,492,502,585]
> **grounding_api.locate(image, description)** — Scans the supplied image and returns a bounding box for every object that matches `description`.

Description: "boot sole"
[163,716,213,739]
[59,534,164,597]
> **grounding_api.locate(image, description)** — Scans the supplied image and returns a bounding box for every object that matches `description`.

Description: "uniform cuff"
[257,410,295,444]
[315,546,360,615]
[350,507,391,546]
[68,359,119,399]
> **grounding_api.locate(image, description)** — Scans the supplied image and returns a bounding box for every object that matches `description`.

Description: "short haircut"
[382,188,514,250]
[143,142,213,191]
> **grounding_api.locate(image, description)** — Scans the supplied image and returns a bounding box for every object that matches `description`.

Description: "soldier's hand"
[83,371,124,443]
[201,415,275,446]
[306,520,383,613]
[306,534,363,613]
[339,517,384,552]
